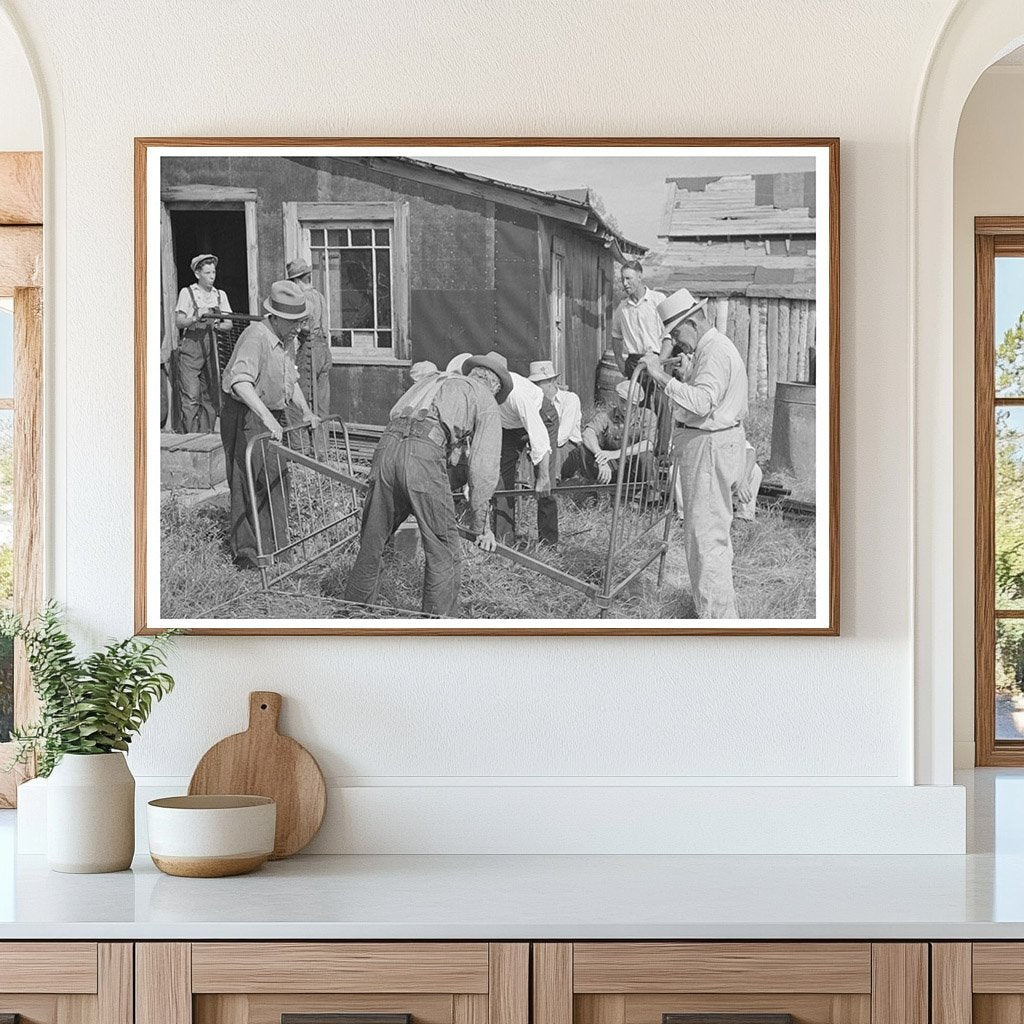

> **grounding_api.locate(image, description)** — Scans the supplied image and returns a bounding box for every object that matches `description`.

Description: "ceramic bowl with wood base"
[147,795,276,877]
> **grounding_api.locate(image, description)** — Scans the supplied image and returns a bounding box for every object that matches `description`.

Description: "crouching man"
[344,358,512,617]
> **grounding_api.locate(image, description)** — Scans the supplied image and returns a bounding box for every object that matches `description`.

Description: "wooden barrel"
[596,350,625,406]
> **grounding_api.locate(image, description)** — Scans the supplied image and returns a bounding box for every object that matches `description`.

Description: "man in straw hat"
[560,378,656,486]
[641,287,749,619]
[466,352,559,548]
[285,257,332,420]
[344,352,510,617]
[174,253,232,433]
[220,280,318,569]
[527,360,582,480]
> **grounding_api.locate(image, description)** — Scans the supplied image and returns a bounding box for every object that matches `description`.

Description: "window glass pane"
[376,249,392,329]
[376,330,392,349]
[0,409,13,743]
[350,228,372,246]
[327,228,347,247]
[309,228,324,246]
[996,256,1024,396]
[332,330,352,348]
[339,251,375,330]
[997,407,1024,609]
[327,251,343,330]
[997,620,1024,739]
[374,228,390,246]
[0,307,14,398]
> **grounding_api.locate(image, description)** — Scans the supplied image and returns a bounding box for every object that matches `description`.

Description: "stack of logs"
[706,294,816,413]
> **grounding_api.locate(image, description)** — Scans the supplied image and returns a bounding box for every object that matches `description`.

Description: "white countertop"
[1,849,1023,940]
[1,769,1022,941]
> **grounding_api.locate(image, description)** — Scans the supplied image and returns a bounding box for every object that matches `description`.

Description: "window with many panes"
[307,224,394,355]
[975,222,1024,764]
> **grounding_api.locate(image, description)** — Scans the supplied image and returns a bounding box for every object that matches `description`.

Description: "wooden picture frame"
[975,217,1024,765]
[135,137,839,636]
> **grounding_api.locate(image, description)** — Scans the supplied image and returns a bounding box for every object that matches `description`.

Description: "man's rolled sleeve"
[665,348,729,417]
[222,333,262,394]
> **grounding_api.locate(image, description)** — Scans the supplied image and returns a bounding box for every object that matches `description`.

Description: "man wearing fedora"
[220,280,318,569]
[285,257,332,420]
[469,352,559,548]
[642,287,749,619]
[527,360,582,480]
[174,253,233,433]
[344,353,509,617]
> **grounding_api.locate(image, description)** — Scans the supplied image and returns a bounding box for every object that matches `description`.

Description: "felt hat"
[190,253,218,273]
[657,287,709,331]
[527,360,558,382]
[263,279,309,320]
[616,378,645,404]
[446,352,473,373]
[410,360,439,382]
[462,350,513,405]
[286,258,312,280]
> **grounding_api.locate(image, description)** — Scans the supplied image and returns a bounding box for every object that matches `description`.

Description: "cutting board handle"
[248,691,282,734]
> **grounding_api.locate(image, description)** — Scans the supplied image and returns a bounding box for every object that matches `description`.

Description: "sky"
[435,154,816,250]
[997,257,1024,341]
[0,309,13,397]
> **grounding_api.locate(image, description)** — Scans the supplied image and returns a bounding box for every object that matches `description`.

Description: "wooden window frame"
[283,200,411,366]
[0,152,45,806]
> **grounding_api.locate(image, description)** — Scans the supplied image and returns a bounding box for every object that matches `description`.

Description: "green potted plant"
[2,603,177,873]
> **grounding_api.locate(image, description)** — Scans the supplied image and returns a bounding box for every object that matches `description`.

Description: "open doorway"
[168,208,250,316]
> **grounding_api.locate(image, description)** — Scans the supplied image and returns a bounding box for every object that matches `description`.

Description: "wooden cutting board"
[188,691,326,859]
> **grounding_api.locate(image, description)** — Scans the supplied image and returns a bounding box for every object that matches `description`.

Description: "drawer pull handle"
[664,1016,795,1024]
[283,1016,411,1024]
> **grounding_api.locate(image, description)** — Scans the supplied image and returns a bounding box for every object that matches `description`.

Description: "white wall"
[0,7,40,151]
[0,0,974,852]
[952,65,1024,767]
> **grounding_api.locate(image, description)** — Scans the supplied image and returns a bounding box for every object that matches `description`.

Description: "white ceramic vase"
[46,752,135,873]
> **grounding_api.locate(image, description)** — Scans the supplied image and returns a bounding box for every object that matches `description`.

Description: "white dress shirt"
[500,373,552,464]
[665,327,749,430]
[611,286,668,356]
[553,389,582,447]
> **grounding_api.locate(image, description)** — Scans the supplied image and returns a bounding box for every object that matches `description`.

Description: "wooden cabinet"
[932,943,1024,1024]
[0,943,132,1024]
[532,944,928,1024]
[136,944,528,1024]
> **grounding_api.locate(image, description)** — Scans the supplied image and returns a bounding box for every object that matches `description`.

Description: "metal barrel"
[767,381,815,488]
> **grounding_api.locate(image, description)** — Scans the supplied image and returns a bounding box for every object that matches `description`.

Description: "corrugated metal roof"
[384,157,647,257]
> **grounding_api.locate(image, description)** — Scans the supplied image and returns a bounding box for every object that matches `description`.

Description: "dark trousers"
[220,396,288,568]
[494,398,559,546]
[178,330,217,433]
[344,430,461,617]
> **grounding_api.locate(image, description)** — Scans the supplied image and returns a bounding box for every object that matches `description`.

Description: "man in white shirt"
[642,288,749,619]
[611,260,670,380]
[464,351,558,547]
[174,253,232,433]
[527,360,582,480]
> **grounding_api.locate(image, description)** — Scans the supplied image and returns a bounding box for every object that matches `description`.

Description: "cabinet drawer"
[139,943,528,1024]
[534,944,925,1024]
[0,943,130,1024]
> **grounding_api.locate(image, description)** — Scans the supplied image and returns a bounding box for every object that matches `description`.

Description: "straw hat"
[263,280,309,320]
[657,287,709,332]
[446,352,473,373]
[616,379,645,404]
[462,351,513,405]
[527,360,558,382]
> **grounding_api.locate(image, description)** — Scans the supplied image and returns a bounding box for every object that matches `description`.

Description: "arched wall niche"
[914,0,1024,785]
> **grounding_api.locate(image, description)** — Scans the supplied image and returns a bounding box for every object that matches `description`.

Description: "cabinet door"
[533,944,928,1024]
[137,943,528,1024]
[0,943,131,1024]
[943,943,1024,1024]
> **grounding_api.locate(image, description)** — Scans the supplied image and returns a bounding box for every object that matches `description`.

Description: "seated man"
[561,379,656,486]
[527,360,582,479]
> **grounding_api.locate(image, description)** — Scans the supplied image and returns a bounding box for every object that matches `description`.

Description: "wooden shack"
[159,156,644,426]
[643,172,817,416]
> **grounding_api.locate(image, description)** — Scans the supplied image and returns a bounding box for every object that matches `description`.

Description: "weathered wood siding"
[163,157,613,424]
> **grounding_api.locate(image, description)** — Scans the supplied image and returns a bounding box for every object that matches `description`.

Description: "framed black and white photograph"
[134,138,839,635]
